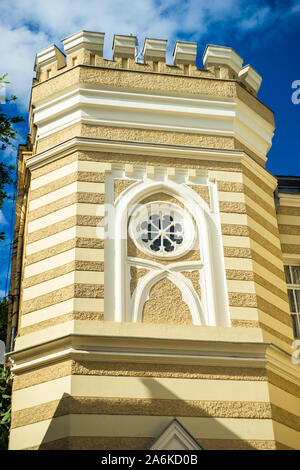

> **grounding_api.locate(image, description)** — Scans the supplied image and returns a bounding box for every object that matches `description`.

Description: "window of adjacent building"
[284,265,300,338]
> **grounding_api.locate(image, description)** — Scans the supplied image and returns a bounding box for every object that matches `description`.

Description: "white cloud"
[0,0,299,109]
[0,211,8,226]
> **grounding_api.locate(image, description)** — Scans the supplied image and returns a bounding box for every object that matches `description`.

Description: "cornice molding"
[25,136,277,189]
[32,87,274,161]
[6,331,269,374]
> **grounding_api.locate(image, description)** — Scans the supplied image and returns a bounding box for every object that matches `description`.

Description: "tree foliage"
[0,74,24,240]
[0,364,11,450]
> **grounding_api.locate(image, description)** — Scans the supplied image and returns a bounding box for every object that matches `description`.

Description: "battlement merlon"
[33,31,262,94]
[30,30,274,165]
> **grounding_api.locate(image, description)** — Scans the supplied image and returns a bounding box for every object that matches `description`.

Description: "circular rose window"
[129,202,195,259]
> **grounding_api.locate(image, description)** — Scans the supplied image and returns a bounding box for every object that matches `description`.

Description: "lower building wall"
[9,358,278,450]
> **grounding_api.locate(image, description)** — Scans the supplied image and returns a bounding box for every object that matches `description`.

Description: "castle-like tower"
[6,31,300,450]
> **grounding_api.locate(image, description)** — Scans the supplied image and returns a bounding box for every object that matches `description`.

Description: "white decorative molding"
[32,87,274,161]
[150,419,203,450]
[62,30,105,54]
[113,34,137,58]
[105,167,231,327]
[238,64,262,94]
[173,41,197,65]
[203,45,244,75]
[6,329,270,374]
[34,45,66,71]
[143,38,167,62]
[128,201,196,259]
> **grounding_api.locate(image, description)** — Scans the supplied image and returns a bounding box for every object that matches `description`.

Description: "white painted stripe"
[23,271,104,301]
[224,258,253,270]
[31,160,108,190]
[218,191,245,202]
[220,213,248,225]
[20,298,104,329]
[24,248,104,278]
[223,235,251,248]
[26,227,76,255]
[31,161,79,189]
[229,307,259,321]
[21,299,75,328]
[227,280,256,294]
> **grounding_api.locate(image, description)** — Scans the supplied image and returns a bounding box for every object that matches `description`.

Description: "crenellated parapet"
[33,30,262,96]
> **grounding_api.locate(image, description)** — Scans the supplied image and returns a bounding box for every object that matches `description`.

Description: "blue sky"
[0,0,300,297]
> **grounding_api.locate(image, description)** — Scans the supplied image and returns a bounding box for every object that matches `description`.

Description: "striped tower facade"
[6,31,300,450]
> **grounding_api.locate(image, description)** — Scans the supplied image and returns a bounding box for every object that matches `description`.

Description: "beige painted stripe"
[24,262,104,292]
[29,182,104,214]
[20,297,104,328]
[217,181,244,192]
[13,362,266,393]
[245,195,278,225]
[229,307,259,321]
[277,214,300,225]
[242,173,274,202]
[252,251,285,282]
[243,185,275,217]
[254,284,289,313]
[258,311,293,338]
[222,224,249,237]
[31,161,78,189]
[11,397,272,429]
[251,240,283,270]
[257,297,291,327]
[20,299,74,328]
[272,421,300,449]
[278,224,300,235]
[25,436,277,451]
[269,384,300,419]
[28,203,103,233]
[222,235,251,248]
[25,249,76,278]
[281,244,300,255]
[19,312,104,336]
[9,415,275,449]
[26,227,76,255]
[29,182,78,211]
[223,247,252,258]
[25,248,104,278]
[219,201,246,214]
[27,218,104,246]
[252,261,287,293]
[31,160,108,190]
[228,293,257,308]
[260,323,292,349]
[31,176,105,201]
[254,274,287,302]
[278,206,300,215]
[29,192,104,222]
[22,283,104,315]
[279,234,300,244]
[226,270,253,281]
[12,375,270,412]
[248,217,281,249]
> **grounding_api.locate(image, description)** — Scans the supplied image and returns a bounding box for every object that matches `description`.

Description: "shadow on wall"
[24,364,275,450]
